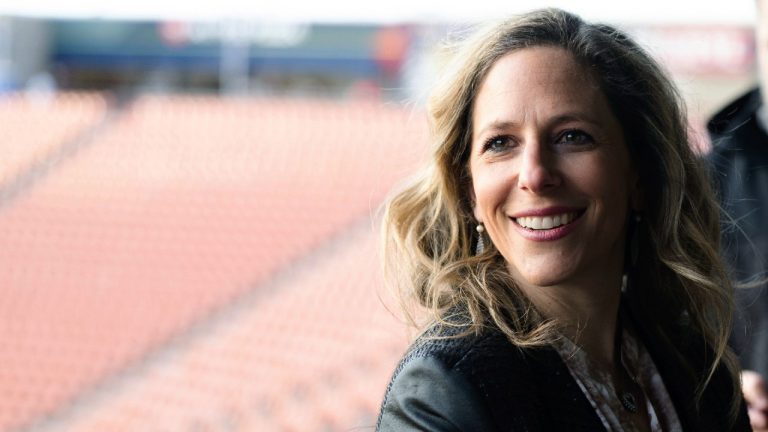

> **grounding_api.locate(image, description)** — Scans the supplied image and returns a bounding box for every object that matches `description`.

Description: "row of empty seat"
[31,227,408,432]
[0,92,108,191]
[0,93,426,431]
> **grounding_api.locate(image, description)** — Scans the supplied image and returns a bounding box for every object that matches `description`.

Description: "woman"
[377,8,749,431]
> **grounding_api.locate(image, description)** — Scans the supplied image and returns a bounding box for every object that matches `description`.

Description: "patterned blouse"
[552,324,683,431]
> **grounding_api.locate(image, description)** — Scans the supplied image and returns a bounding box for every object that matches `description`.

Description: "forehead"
[471,46,613,132]
[485,45,592,83]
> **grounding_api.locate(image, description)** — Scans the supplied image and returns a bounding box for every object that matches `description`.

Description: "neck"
[520,273,623,369]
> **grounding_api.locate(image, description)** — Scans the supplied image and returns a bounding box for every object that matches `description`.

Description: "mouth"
[513,210,585,230]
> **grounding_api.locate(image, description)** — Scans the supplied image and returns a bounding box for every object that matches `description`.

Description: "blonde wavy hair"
[382,8,740,417]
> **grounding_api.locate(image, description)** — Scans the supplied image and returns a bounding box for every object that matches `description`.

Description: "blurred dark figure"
[708,0,768,429]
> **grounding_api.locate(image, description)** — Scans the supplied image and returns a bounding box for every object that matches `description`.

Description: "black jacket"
[708,88,768,378]
[377,316,749,431]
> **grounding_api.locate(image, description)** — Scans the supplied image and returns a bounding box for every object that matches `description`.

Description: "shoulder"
[402,323,527,373]
[376,325,541,432]
[707,87,761,139]
[375,346,496,431]
[704,89,767,185]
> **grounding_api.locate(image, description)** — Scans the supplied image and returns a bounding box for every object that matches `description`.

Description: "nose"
[517,142,561,193]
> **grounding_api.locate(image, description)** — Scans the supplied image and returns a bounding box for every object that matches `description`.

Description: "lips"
[508,208,585,242]
[515,211,581,230]
[512,209,585,231]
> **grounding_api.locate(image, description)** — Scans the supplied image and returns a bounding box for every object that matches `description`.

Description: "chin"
[508,264,575,288]
[507,267,571,289]
[503,253,587,290]
[518,276,568,289]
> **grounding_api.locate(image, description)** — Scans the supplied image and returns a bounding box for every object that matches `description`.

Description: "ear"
[468,183,483,223]
[473,205,483,223]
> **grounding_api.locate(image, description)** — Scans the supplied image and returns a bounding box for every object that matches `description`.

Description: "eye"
[556,129,593,146]
[482,135,515,153]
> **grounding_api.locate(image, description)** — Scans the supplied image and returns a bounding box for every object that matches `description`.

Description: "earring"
[476,223,485,255]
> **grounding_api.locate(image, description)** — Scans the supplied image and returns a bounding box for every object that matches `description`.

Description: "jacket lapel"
[473,331,605,431]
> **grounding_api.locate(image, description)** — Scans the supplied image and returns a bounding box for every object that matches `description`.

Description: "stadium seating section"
[0,93,428,431]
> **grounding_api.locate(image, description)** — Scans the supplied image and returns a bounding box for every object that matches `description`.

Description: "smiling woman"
[377,8,750,432]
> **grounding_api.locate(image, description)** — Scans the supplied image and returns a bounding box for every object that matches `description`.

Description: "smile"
[514,211,583,230]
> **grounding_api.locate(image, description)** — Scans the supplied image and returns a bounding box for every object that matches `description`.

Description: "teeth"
[516,212,578,230]
[541,216,553,229]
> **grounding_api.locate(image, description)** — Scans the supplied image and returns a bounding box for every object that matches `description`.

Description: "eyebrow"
[475,114,604,138]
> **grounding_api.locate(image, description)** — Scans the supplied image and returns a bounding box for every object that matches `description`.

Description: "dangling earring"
[476,223,485,255]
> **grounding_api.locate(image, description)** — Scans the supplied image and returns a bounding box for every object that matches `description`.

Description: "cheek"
[569,154,630,198]
[471,164,513,219]
[581,164,633,218]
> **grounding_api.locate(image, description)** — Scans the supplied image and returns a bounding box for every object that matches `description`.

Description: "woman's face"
[469,46,640,291]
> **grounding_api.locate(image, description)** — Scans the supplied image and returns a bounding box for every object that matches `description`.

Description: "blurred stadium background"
[0,1,758,431]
